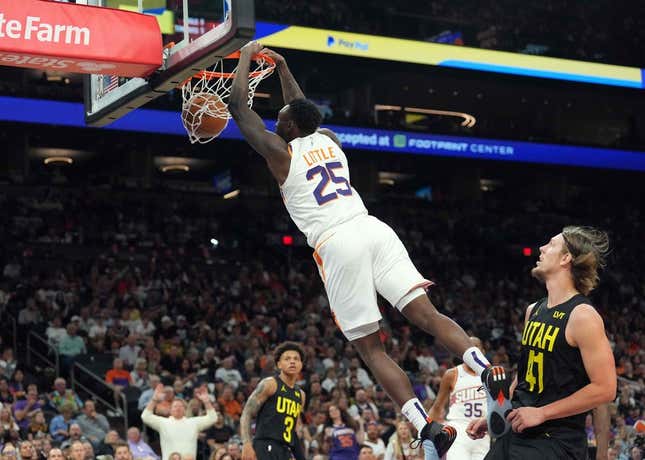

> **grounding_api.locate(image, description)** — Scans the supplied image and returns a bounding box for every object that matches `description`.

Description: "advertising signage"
[254,22,644,89]
[1,96,644,172]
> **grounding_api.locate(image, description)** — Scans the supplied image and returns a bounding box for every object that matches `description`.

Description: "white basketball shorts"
[446,425,489,460]
[312,214,432,340]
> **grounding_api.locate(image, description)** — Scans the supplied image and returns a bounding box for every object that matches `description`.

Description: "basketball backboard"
[83,0,254,127]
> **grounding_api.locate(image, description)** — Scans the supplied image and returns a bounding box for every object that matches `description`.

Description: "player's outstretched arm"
[263,49,305,104]
[428,367,456,422]
[240,377,278,460]
[229,42,291,183]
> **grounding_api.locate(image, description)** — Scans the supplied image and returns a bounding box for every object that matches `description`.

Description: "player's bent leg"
[350,329,415,407]
[368,219,489,375]
[399,292,473,362]
[400,292,511,438]
[351,329,457,457]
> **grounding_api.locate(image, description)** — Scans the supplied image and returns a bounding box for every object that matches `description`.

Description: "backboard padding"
[84,0,254,127]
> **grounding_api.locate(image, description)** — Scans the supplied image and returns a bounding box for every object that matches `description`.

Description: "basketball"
[182,93,229,139]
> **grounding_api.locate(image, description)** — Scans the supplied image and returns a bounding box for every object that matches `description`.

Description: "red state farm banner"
[0,0,162,77]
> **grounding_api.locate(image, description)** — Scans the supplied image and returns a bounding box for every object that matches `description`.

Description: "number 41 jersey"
[281,132,368,248]
[514,294,591,435]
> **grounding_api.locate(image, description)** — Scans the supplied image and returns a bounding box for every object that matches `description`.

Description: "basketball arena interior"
[0,0,643,459]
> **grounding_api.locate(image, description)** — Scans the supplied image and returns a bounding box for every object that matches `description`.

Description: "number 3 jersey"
[514,294,592,438]
[254,376,303,447]
[281,132,368,248]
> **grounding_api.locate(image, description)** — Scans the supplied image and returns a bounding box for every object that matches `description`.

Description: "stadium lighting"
[223,189,240,199]
[282,235,294,246]
[160,164,190,173]
[523,247,532,256]
[210,238,219,248]
[43,156,73,165]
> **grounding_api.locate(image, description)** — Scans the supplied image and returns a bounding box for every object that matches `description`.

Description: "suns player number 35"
[307,161,352,205]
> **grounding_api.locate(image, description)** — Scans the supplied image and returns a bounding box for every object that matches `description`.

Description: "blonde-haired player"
[225,41,512,457]
[427,338,489,460]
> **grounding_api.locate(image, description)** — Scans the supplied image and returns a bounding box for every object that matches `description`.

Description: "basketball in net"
[182,93,229,140]
[180,51,275,144]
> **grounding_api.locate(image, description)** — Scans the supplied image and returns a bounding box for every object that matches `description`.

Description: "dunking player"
[427,337,489,460]
[226,41,510,456]
[240,342,306,460]
[467,227,617,459]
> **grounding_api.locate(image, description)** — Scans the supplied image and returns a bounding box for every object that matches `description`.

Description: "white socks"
[462,346,490,375]
[401,398,429,432]
[400,348,490,434]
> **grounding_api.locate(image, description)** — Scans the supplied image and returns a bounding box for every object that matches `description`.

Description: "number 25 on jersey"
[307,161,352,205]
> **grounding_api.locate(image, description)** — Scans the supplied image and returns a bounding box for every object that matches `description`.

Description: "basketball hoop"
[179,51,276,144]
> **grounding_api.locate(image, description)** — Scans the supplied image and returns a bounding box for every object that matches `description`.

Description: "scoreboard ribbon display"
[254,22,645,89]
[1,96,644,172]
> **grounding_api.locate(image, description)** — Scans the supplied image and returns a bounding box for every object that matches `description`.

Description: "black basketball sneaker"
[413,420,457,457]
[481,365,513,438]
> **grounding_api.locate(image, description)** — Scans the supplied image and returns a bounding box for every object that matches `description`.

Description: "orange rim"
[179,51,275,87]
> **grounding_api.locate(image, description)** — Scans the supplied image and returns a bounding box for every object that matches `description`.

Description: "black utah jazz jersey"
[254,376,303,447]
[514,295,592,454]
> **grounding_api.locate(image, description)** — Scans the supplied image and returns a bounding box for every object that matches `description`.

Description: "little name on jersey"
[521,320,560,352]
[303,146,337,167]
[276,396,302,418]
[450,386,486,405]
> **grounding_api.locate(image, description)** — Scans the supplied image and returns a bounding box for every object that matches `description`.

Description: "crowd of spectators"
[0,183,642,460]
[256,0,645,67]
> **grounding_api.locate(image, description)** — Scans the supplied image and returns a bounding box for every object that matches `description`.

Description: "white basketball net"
[180,54,275,144]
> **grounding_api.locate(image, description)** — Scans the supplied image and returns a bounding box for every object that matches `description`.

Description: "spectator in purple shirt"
[12,384,44,432]
[127,426,159,460]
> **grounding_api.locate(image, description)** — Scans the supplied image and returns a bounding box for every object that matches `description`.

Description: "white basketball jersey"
[280,132,368,247]
[446,365,488,426]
